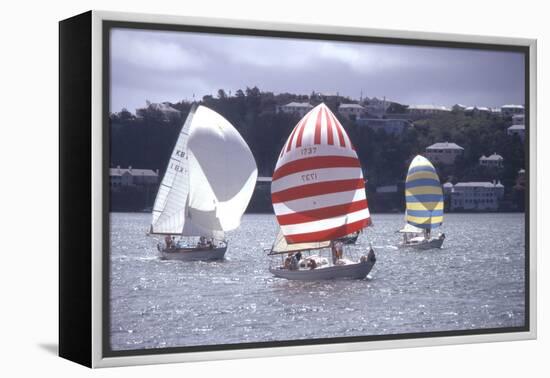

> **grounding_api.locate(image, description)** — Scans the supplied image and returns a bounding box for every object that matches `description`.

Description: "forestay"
[405,155,444,229]
[271,103,371,244]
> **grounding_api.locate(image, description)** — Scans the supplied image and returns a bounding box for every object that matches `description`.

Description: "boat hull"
[159,245,227,261]
[400,237,444,250]
[269,260,375,281]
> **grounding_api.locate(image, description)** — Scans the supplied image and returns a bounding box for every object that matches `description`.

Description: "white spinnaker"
[150,105,196,234]
[183,105,258,235]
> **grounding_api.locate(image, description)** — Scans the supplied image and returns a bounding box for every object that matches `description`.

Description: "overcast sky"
[110,28,525,113]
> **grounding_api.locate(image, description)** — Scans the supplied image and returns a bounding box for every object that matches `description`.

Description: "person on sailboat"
[198,236,206,248]
[331,241,344,264]
[307,258,317,270]
[284,252,292,269]
[164,235,172,250]
[289,254,299,271]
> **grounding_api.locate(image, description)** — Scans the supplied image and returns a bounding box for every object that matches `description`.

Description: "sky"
[110,28,525,113]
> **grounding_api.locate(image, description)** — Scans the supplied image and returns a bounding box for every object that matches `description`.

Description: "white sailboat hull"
[159,244,227,261]
[400,236,445,250]
[269,259,375,281]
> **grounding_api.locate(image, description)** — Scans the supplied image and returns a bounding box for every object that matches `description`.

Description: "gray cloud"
[110,28,525,112]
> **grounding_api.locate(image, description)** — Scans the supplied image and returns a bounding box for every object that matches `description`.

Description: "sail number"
[170,163,184,173]
[300,147,317,156]
[301,172,318,183]
[175,150,186,158]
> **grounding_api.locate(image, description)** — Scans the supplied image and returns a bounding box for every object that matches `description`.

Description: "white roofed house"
[507,124,525,141]
[338,103,364,119]
[279,102,313,117]
[479,153,504,168]
[465,106,491,116]
[501,104,524,117]
[450,181,504,211]
[425,142,464,165]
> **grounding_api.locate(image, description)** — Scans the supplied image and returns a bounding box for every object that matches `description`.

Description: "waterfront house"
[110,166,159,190]
[449,181,504,211]
[425,142,464,165]
[479,153,504,168]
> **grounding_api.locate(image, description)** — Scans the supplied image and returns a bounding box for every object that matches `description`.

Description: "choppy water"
[109,213,525,351]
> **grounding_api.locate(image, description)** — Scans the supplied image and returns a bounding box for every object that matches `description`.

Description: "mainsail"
[150,105,196,234]
[271,103,371,244]
[151,105,258,237]
[405,155,444,229]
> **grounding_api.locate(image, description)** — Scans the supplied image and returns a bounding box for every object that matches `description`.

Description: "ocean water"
[109,213,525,351]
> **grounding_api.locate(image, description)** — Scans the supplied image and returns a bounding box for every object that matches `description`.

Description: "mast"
[271,103,371,244]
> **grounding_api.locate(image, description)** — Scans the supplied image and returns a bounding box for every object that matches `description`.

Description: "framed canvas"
[59,10,537,368]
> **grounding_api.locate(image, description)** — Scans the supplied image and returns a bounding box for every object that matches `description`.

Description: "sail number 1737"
[301,172,318,183]
[300,147,317,156]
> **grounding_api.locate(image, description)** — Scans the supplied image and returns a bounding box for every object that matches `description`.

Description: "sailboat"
[398,155,445,249]
[149,105,258,261]
[267,103,376,280]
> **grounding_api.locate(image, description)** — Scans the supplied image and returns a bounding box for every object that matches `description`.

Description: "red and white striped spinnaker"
[271,103,371,244]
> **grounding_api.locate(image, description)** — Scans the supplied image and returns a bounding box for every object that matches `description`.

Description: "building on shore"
[479,153,504,168]
[425,142,464,165]
[507,124,525,141]
[448,181,505,211]
[279,102,313,117]
[465,106,492,116]
[408,104,451,116]
[110,166,159,190]
[338,103,364,119]
[443,182,453,196]
[512,114,525,125]
[356,118,413,135]
[501,104,525,117]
